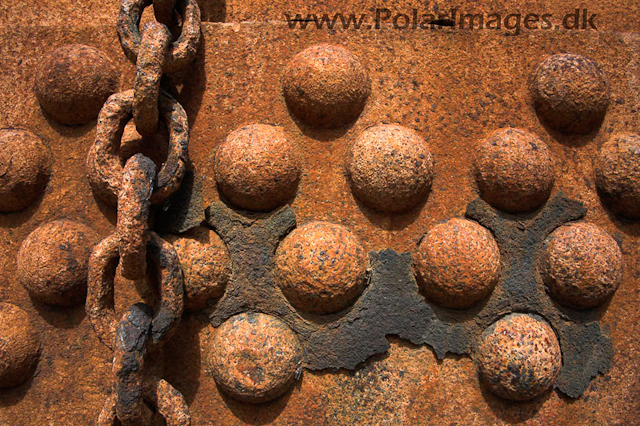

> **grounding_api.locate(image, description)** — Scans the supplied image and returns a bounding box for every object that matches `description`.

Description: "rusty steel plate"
[1,0,640,424]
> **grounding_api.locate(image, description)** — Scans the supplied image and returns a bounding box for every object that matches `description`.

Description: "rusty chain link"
[134,22,171,136]
[118,0,201,74]
[113,304,154,425]
[86,0,200,424]
[87,90,189,207]
[87,232,185,350]
[118,154,155,280]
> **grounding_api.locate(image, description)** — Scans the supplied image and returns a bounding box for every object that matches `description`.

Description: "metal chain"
[86,0,201,424]
[134,22,171,136]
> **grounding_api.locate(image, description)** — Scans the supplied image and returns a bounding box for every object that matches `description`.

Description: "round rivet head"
[477,313,562,401]
[540,222,622,309]
[531,53,610,134]
[208,313,303,403]
[275,221,369,314]
[595,133,640,219]
[282,44,370,128]
[214,124,301,212]
[474,128,555,213]
[164,227,231,311]
[34,44,119,125]
[347,124,434,213]
[0,129,52,212]
[0,302,41,388]
[414,218,500,309]
[17,220,99,306]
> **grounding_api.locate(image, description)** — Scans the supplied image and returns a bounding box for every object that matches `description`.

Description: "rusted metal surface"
[465,195,611,398]
[153,0,178,26]
[1,0,640,424]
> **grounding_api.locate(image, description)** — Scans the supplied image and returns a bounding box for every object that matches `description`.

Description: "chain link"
[87,90,189,207]
[134,22,171,136]
[86,0,200,424]
[113,304,154,425]
[87,232,185,350]
[118,0,201,74]
[117,154,155,280]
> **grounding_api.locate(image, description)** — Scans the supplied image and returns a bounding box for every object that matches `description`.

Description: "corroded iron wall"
[1,0,639,424]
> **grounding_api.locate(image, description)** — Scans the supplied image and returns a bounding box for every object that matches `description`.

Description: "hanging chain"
[86,0,201,425]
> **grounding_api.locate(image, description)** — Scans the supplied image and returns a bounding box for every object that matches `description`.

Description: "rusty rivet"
[347,124,434,213]
[414,218,500,309]
[474,128,555,213]
[540,222,622,309]
[477,313,562,401]
[282,44,370,128]
[0,128,52,213]
[164,226,231,311]
[214,124,301,212]
[531,53,610,134]
[208,312,303,403]
[595,133,640,219]
[34,44,119,125]
[0,302,41,388]
[275,221,369,314]
[17,220,99,306]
